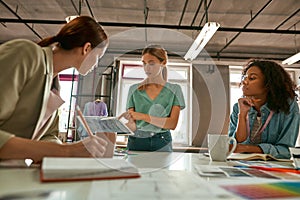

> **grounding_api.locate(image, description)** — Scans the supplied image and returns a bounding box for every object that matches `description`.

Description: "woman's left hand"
[118,111,137,131]
[231,144,263,154]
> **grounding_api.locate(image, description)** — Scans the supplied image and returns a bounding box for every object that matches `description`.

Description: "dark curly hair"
[242,59,296,114]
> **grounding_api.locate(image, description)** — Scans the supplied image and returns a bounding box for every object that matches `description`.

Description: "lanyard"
[246,110,274,138]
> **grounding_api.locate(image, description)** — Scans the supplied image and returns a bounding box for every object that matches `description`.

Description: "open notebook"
[40,157,140,182]
[227,153,292,162]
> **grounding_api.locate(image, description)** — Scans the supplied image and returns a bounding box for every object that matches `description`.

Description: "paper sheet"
[87,170,234,200]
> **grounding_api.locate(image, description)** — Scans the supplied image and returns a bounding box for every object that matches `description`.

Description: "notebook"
[227,153,292,162]
[40,157,140,182]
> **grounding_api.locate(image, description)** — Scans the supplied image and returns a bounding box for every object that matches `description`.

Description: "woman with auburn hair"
[0,16,110,163]
[229,59,300,159]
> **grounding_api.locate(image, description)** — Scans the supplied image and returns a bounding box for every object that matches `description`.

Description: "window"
[229,66,243,112]
[58,69,78,138]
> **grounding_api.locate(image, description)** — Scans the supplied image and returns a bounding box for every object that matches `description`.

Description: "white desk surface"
[0,152,298,200]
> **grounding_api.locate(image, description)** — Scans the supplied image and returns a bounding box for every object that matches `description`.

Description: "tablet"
[79,116,134,136]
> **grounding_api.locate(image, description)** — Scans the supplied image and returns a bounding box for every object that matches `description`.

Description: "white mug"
[289,147,300,169]
[208,134,237,161]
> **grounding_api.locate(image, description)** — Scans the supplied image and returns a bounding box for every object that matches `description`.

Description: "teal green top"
[126,82,186,133]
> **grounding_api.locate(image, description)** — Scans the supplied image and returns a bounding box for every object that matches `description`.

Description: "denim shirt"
[228,98,300,159]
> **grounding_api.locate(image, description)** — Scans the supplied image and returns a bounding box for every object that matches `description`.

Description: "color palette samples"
[222,182,300,199]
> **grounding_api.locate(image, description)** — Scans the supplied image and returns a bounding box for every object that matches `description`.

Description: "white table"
[0,152,298,200]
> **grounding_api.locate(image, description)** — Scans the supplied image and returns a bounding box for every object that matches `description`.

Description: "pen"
[234,165,300,174]
[76,105,94,137]
[251,166,300,174]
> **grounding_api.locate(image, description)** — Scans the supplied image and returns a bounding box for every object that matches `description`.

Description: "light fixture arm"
[282,52,300,65]
[184,22,220,61]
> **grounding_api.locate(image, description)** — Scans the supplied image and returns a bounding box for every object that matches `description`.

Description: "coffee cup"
[208,134,237,161]
[289,147,300,169]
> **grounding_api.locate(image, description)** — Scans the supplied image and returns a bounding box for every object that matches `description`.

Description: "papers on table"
[87,170,234,200]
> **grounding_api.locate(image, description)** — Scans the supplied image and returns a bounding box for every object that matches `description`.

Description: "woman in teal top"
[122,45,185,152]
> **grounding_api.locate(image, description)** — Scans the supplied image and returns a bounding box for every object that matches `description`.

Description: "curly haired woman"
[228,59,300,159]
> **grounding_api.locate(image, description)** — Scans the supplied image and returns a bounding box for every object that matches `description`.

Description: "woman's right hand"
[70,135,108,158]
[238,97,254,116]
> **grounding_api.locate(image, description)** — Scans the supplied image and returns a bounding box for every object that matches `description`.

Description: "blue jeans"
[128,130,173,152]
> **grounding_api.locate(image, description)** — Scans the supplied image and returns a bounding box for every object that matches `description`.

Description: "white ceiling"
[0,0,299,63]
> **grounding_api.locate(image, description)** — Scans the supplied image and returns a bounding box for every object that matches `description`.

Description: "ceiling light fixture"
[184,22,220,61]
[282,52,300,65]
[65,15,79,23]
